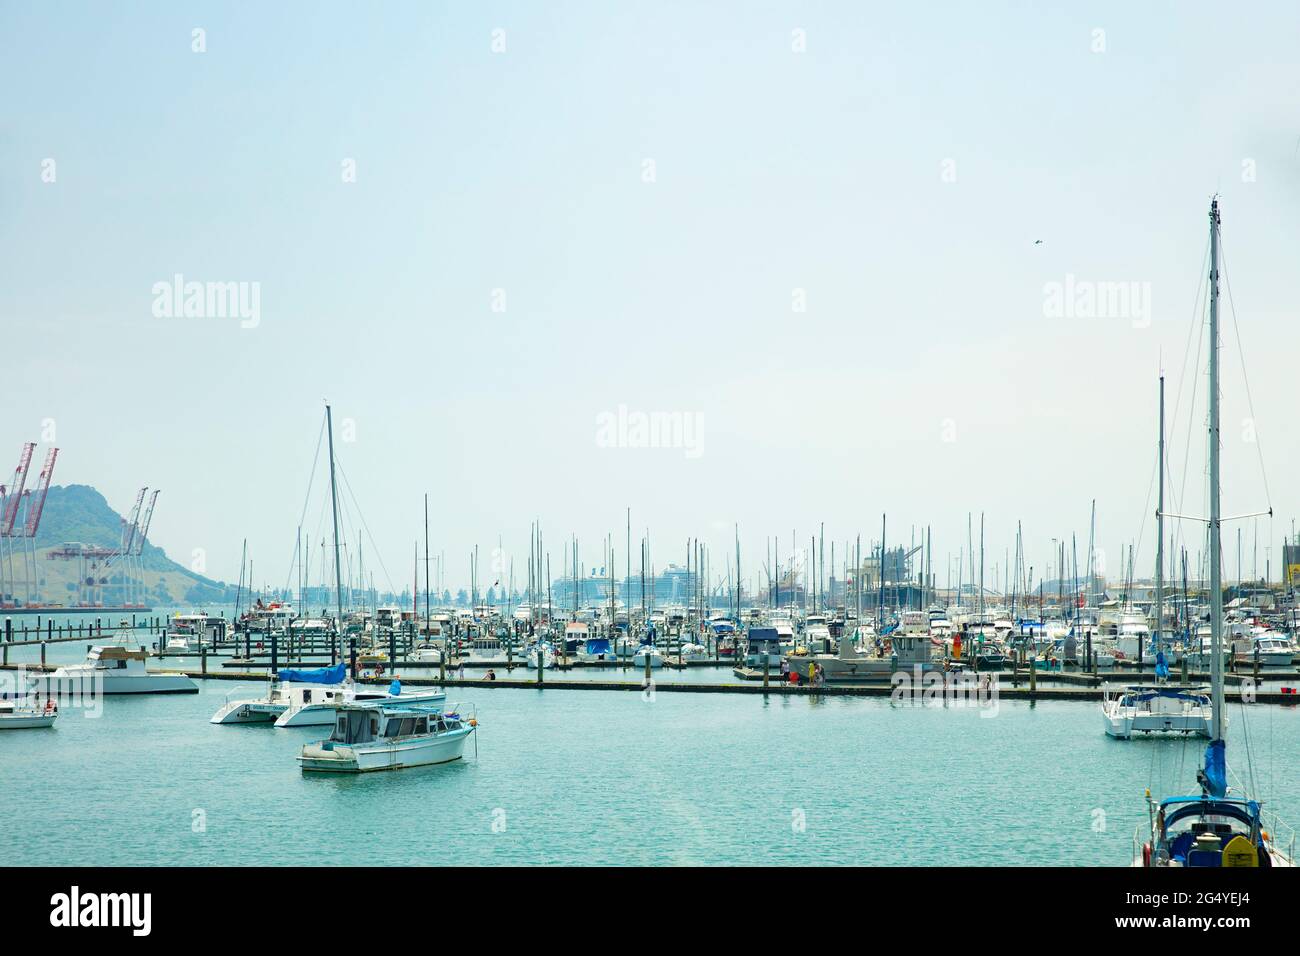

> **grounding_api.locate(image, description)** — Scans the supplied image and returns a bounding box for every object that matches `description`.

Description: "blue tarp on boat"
[277,662,346,685]
[1201,739,1227,798]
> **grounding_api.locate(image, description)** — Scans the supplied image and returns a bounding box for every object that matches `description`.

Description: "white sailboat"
[1104,373,1211,739]
[1134,198,1293,867]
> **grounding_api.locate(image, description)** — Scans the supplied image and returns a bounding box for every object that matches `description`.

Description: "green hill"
[7,484,239,607]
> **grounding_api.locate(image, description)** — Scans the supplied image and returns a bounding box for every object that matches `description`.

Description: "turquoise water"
[3,667,1297,865]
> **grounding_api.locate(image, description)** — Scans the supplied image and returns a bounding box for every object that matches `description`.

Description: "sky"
[2,1,1299,597]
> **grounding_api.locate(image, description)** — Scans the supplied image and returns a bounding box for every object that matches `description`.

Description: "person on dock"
[482,668,496,681]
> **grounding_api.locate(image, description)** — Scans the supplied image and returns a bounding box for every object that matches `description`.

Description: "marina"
[3,645,1298,866]
[8,4,1300,937]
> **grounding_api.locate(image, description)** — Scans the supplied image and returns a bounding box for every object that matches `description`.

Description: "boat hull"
[299,728,472,773]
[0,713,57,729]
[39,672,199,695]
[209,700,285,724]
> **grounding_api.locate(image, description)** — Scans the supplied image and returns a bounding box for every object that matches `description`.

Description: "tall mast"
[325,403,346,633]
[1155,373,1165,658]
[1208,197,1224,739]
[424,494,431,633]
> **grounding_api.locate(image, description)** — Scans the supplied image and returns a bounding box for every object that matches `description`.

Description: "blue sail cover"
[1202,740,1227,798]
[277,662,346,685]
[1155,650,1169,680]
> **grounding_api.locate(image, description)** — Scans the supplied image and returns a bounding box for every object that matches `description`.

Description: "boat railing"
[1131,823,1147,865]
[441,701,477,723]
[1262,809,1296,863]
[222,684,266,708]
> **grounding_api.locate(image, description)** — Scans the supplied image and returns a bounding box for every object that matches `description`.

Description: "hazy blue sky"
[3,1,1298,596]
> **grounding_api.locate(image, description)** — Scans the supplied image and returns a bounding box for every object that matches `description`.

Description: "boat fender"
[1142,842,1151,867]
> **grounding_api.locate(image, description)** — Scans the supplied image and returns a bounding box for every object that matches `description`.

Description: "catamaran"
[1133,198,1294,867]
[209,663,445,727]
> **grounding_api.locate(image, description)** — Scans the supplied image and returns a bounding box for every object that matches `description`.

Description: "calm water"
[3,663,1298,865]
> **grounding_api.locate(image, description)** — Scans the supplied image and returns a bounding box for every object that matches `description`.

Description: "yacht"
[210,664,445,727]
[39,645,197,695]
[412,642,444,664]
[632,642,664,669]
[742,627,782,668]
[802,615,833,654]
[1103,684,1213,739]
[1232,629,1294,667]
[525,642,556,669]
[299,701,475,773]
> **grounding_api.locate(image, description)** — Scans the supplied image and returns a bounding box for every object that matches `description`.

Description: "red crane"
[1,442,35,537]
[23,447,58,539]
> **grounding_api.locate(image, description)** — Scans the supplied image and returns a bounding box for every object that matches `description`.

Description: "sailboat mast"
[1155,374,1165,655]
[325,404,346,633]
[1208,197,1224,739]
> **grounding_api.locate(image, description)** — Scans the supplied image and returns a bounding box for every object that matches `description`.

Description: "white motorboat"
[163,613,228,652]
[1103,684,1214,739]
[299,701,475,773]
[39,645,197,695]
[412,643,444,664]
[525,643,556,669]
[632,643,663,669]
[1232,630,1294,667]
[0,693,58,729]
[742,628,783,668]
[210,664,446,727]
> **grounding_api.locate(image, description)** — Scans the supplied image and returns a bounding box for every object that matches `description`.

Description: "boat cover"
[1201,740,1227,798]
[279,662,347,685]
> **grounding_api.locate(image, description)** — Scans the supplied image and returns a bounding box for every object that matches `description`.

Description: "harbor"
[4,639,1298,867]
[8,4,1300,932]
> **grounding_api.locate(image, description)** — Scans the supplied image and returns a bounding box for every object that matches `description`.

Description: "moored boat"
[298,701,475,773]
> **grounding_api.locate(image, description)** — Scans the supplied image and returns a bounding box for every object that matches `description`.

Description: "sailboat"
[1103,374,1212,739]
[1134,198,1294,867]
